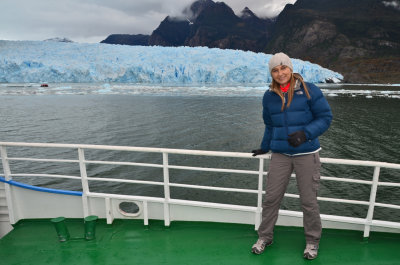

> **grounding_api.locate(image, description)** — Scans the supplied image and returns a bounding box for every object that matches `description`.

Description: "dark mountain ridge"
[100,34,149,46]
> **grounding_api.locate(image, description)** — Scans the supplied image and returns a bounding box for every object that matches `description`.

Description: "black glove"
[288,131,307,147]
[251,149,267,157]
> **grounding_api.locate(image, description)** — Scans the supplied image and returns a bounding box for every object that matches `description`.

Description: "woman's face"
[271,65,292,86]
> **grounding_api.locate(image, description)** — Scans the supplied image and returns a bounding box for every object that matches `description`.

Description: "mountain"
[148,17,191,46]
[183,2,241,48]
[100,34,149,46]
[147,0,214,46]
[265,0,400,83]
[148,1,274,51]
[99,0,275,51]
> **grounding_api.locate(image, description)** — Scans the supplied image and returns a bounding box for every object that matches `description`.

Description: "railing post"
[78,148,90,217]
[143,201,149,226]
[162,152,170,226]
[255,157,264,230]
[1,146,12,182]
[105,197,114,224]
[0,146,16,224]
[364,166,380,239]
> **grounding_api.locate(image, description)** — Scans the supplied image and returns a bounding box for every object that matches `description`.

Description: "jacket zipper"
[283,92,289,138]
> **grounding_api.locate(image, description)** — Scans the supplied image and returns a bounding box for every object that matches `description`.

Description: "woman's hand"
[251,149,267,156]
[288,131,307,147]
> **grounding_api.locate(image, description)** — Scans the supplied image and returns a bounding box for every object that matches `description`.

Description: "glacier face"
[0,40,343,84]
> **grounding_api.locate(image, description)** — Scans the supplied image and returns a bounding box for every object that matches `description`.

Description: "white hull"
[1,183,399,239]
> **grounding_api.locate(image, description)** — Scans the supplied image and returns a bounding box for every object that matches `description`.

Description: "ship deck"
[0,219,399,265]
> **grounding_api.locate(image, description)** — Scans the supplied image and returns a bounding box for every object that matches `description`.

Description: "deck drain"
[118,201,142,217]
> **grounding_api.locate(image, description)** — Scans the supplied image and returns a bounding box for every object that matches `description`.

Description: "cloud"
[85,0,195,17]
[0,0,175,42]
[382,0,400,10]
[0,0,295,42]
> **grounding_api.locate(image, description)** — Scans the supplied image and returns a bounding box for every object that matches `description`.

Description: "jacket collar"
[269,79,301,92]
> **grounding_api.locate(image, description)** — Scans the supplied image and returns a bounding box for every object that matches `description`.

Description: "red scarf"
[280,83,290,93]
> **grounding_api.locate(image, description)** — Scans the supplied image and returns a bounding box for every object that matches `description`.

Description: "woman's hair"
[270,73,311,111]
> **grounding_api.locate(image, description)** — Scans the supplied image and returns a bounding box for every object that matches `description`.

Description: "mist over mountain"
[101,0,400,83]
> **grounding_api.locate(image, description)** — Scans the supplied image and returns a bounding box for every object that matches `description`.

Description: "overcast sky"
[0,0,296,43]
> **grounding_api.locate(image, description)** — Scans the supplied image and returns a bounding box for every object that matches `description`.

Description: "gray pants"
[258,152,322,245]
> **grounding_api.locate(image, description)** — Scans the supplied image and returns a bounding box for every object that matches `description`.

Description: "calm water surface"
[0,84,399,222]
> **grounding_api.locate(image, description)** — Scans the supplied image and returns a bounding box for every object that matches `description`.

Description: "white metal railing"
[1,142,400,237]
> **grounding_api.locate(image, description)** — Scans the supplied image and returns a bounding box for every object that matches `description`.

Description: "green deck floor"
[1,219,399,265]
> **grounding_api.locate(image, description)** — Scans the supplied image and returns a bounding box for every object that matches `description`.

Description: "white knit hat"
[268,52,293,72]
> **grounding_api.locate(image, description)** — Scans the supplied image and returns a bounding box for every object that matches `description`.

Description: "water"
[0,83,399,222]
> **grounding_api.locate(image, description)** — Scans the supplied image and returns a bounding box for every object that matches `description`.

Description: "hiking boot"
[251,238,273,254]
[303,243,319,260]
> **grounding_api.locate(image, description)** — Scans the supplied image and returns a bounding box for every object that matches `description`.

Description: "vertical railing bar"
[364,166,380,239]
[105,197,113,224]
[143,201,149,226]
[255,157,264,230]
[163,152,170,226]
[78,148,90,217]
[0,146,16,224]
[1,146,12,182]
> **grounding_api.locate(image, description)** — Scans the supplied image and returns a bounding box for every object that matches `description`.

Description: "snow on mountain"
[44,37,74,43]
[0,40,343,84]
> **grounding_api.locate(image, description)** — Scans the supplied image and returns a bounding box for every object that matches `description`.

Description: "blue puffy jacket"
[260,81,332,155]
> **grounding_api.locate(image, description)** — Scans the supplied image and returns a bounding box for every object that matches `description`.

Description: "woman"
[251,52,332,260]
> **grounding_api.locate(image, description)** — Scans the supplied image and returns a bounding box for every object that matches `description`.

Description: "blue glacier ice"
[0,40,343,84]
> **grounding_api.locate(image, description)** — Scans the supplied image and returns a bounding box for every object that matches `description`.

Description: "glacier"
[0,40,343,84]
